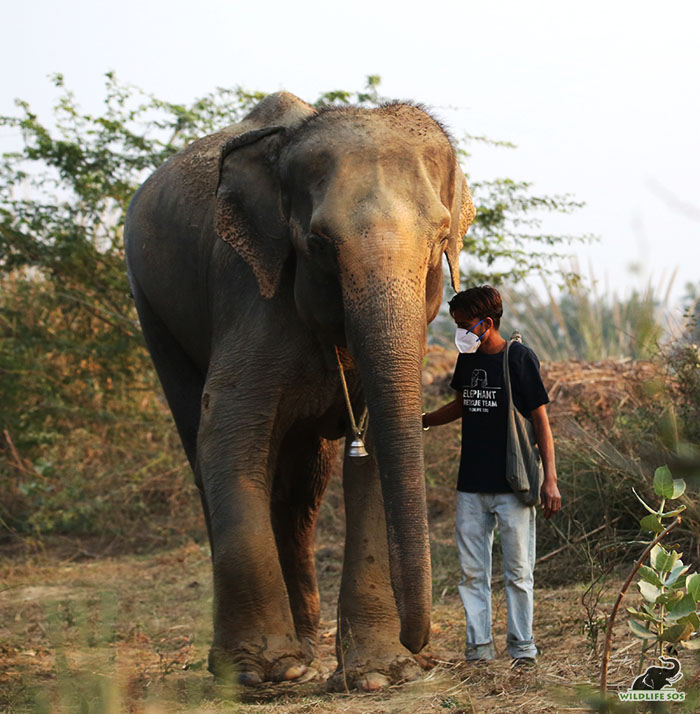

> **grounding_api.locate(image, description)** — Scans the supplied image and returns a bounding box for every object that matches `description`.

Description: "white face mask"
[454,319,486,353]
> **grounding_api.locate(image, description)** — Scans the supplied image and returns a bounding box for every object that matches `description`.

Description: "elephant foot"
[208,645,311,686]
[325,655,420,692]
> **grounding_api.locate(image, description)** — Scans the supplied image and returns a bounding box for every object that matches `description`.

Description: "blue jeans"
[456,491,537,660]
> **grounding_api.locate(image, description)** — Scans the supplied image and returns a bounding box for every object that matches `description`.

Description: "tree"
[0,74,585,535]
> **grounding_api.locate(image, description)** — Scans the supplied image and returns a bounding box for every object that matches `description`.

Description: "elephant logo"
[632,656,681,690]
[619,656,685,702]
[470,369,488,388]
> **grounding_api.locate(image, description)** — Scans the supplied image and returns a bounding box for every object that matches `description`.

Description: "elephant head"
[214,93,475,652]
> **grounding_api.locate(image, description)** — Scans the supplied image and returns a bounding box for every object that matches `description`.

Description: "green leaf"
[658,622,694,643]
[677,611,700,630]
[627,607,661,624]
[663,504,686,518]
[680,638,700,650]
[670,478,686,500]
[666,562,690,588]
[651,467,685,501]
[651,545,679,573]
[687,573,700,602]
[653,465,673,497]
[629,619,656,639]
[667,593,697,621]
[656,589,685,606]
[640,514,664,533]
[638,565,665,588]
[632,487,659,515]
[638,581,662,603]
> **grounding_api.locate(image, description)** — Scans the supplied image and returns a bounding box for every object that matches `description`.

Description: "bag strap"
[503,331,522,409]
[503,339,513,405]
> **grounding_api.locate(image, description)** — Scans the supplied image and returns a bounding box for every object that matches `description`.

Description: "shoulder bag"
[503,334,543,507]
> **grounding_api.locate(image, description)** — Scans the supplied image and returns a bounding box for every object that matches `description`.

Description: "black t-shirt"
[450,341,549,493]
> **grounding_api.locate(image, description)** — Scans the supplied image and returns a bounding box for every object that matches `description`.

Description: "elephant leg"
[327,431,421,692]
[131,288,213,550]
[271,428,338,665]
[198,375,307,684]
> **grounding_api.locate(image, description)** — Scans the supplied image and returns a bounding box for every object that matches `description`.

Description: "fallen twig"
[536,518,621,565]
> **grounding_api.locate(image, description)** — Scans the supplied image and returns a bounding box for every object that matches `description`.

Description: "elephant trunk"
[661,656,680,677]
[345,287,431,653]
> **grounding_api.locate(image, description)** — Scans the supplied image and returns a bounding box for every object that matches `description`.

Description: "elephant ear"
[445,167,476,292]
[215,93,316,299]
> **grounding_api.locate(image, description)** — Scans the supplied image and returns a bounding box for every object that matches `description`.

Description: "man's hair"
[448,285,503,329]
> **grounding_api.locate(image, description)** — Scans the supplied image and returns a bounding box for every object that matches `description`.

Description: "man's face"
[451,308,489,338]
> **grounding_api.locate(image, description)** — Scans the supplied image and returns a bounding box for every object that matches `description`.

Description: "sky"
[2,0,699,307]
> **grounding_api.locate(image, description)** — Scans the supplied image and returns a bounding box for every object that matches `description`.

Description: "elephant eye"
[307,233,330,255]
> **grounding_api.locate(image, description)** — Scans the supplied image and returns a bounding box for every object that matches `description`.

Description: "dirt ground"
[2,351,698,712]
[2,535,698,714]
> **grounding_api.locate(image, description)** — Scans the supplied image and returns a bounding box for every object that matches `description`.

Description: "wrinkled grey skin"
[124,92,475,689]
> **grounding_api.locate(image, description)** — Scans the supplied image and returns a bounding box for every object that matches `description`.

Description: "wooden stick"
[599,516,682,693]
[2,429,34,475]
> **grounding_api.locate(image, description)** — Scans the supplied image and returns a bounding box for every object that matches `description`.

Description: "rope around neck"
[334,346,368,440]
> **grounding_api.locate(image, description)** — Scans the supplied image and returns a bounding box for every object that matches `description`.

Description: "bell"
[348,436,369,458]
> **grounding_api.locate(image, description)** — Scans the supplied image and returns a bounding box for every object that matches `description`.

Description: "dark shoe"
[510,657,536,671]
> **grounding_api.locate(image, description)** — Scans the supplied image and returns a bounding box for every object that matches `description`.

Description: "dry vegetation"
[1,348,699,713]
[7,540,693,714]
[3,75,699,712]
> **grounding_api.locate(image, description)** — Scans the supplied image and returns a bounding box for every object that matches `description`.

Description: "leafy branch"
[600,465,699,692]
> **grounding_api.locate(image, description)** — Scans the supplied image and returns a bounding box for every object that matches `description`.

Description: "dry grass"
[2,348,699,712]
[2,537,699,713]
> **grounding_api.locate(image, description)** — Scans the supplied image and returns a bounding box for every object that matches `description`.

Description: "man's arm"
[530,404,561,519]
[422,396,461,428]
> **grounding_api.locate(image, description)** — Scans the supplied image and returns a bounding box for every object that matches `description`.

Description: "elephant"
[632,656,682,690]
[123,91,475,690]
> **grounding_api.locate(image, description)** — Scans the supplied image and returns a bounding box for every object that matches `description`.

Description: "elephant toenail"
[359,672,390,691]
[296,666,318,683]
[283,664,307,681]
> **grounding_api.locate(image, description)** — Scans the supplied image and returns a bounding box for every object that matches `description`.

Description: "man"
[422,285,561,667]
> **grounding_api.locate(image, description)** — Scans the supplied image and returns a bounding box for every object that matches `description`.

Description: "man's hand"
[422,396,462,428]
[531,405,561,519]
[540,478,561,520]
